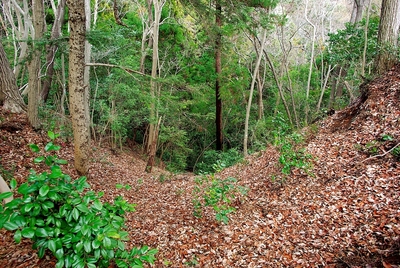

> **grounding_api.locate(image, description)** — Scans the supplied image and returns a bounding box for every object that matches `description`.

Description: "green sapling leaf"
[29,144,40,153]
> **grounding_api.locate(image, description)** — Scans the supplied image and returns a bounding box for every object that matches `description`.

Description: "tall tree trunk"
[27,0,45,129]
[138,0,154,73]
[146,0,166,172]
[361,0,372,76]
[84,0,91,143]
[316,64,334,112]
[256,64,266,120]
[374,0,400,74]
[41,0,66,102]
[0,42,26,113]
[67,0,90,175]
[4,0,32,81]
[244,28,267,157]
[304,0,316,125]
[264,50,293,126]
[215,0,223,151]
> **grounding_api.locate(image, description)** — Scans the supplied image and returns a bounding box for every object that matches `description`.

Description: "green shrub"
[276,132,313,179]
[192,175,248,224]
[0,131,157,268]
[195,148,242,175]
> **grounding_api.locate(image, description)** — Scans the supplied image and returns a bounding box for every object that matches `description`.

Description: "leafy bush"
[276,132,313,179]
[192,175,248,224]
[194,148,242,175]
[0,131,157,268]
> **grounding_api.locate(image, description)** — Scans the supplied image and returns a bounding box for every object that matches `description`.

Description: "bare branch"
[86,62,146,77]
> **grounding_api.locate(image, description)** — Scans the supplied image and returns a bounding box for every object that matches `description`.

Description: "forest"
[0,0,399,267]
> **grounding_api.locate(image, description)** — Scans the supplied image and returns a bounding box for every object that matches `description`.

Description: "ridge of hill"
[0,64,399,267]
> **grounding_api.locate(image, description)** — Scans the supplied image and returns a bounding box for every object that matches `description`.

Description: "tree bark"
[27,0,45,129]
[0,42,26,113]
[215,0,223,151]
[67,0,90,175]
[374,0,400,74]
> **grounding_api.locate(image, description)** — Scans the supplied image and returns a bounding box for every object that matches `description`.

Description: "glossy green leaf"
[48,239,57,252]
[3,221,19,231]
[49,166,63,178]
[10,179,17,190]
[92,240,101,249]
[35,228,48,237]
[48,131,57,140]
[55,259,64,268]
[55,159,68,165]
[75,241,84,252]
[102,237,112,249]
[72,208,79,221]
[21,227,35,238]
[33,156,45,163]
[42,201,54,210]
[106,231,120,239]
[83,240,91,253]
[29,144,40,152]
[55,248,64,259]
[39,185,50,197]
[38,246,46,258]
[0,191,12,201]
[76,204,90,213]
[92,199,103,210]
[81,225,91,236]
[14,230,22,243]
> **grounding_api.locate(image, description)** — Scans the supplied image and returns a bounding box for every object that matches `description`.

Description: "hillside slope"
[0,64,399,267]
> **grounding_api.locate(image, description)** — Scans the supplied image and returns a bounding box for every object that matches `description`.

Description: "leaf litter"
[0,65,400,267]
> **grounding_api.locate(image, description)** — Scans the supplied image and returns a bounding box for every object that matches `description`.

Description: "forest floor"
[1,65,400,268]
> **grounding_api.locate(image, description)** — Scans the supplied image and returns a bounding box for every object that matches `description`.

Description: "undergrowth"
[0,131,157,268]
[274,132,314,182]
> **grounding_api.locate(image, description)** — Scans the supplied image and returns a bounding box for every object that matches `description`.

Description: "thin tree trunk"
[361,0,372,76]
[304,0,316,124]
[146,0,166,172]
[316,64,334,112]
[244,28,267,157]
[263,50,293,126]
[27,0,45,129]
[215,0,223,151]
[41,0,66,102]
[256,63,266,120]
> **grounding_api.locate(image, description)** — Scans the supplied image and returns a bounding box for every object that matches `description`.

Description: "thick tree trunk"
[0,42,26,113]
[215,0,223,151]
[67,0,90,175]
[374,0,400,74]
